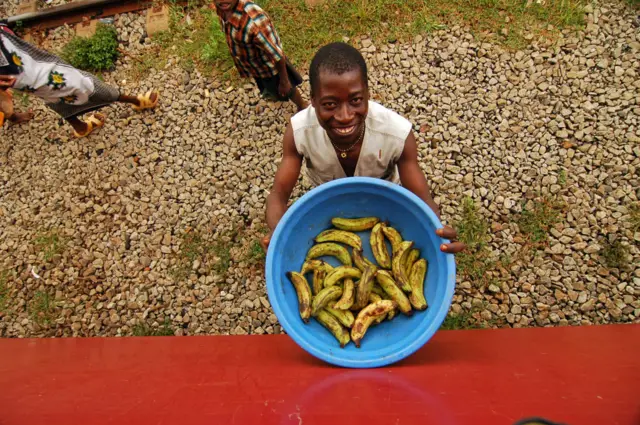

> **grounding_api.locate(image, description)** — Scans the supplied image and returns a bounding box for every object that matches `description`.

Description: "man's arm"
[397,132,465,254]
[397,131,441,217]
[262,124,303,249]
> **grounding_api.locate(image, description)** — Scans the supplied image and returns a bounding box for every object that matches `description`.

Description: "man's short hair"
[309,42,368,96]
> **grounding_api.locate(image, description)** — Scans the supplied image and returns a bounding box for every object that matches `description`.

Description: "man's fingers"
[436,226,458,240]
[260,235,271,252]
[440,242,466,254]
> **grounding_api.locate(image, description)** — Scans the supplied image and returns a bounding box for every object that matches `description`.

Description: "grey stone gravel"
[1,3,639,337]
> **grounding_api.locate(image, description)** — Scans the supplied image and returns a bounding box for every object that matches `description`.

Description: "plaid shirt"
[217,0,285,79]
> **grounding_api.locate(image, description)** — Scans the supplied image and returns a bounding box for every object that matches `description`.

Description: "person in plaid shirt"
[213,0,308,111]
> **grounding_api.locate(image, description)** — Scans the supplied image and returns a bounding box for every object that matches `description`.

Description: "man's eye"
[351,98,362,105]
[323,102,336,109]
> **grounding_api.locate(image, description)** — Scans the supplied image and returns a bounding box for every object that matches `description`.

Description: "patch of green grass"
[151,4,235,76]
[628,202,640,234]
[516,197,563,244]
[260,0,587,63]
[181,232,206,263]
[625,0,639,7]
[441,302,502,330]
[170,232,207,280]
[212,242,232,273]
[170,230,234,281]
[153,0,586,76]
[126,48,166,80]
[455,197,493,283]
[499,253,512,267]
[132,318,175,336]
[0,271,10,315]
[600,238,630,270]
[34,231,66,262]
[29,291,57,326]
[457,197,490,247]
[61,23,119,71]
[440,311,481,330]
[558,169,567,186]
[245,240,266,265]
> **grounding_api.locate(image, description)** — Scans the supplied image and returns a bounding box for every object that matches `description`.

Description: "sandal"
[73,113,106,138]
[132,90,159,111]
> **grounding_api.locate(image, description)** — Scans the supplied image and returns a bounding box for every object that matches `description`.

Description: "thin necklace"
[332,124,365,159]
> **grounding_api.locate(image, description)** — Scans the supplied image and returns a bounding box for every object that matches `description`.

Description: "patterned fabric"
[0,51,8,67]
[0,29,119,119]
[217,0,285,79]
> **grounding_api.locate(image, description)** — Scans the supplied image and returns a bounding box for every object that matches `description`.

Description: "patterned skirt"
[0,28,119,119]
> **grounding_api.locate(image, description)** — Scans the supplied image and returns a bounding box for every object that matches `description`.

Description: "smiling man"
[213,0,307,111]
[262,42,464,253]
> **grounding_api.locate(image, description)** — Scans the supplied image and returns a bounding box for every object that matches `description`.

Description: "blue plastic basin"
[265,177,456,368]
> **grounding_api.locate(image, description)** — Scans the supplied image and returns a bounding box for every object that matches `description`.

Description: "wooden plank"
[75,19,98,38]
[15,0,38,16]
[145,4,170,36]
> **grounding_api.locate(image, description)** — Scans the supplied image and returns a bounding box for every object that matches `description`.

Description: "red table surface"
[1,324,638,425]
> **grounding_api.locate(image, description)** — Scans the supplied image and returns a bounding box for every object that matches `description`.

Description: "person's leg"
[117,94,140,106]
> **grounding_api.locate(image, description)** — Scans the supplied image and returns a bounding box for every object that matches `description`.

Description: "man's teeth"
[335,126,355,135]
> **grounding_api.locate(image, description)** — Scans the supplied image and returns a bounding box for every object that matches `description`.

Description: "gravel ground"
[1,3,639,337]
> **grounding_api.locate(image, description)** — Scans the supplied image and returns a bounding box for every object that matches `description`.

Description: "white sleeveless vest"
[291,101,412,187]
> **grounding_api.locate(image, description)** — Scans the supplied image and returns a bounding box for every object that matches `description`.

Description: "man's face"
[213,0,239,12]
[312,68,369,146]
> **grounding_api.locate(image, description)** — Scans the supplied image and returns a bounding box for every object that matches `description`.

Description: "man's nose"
[334,103,354,123]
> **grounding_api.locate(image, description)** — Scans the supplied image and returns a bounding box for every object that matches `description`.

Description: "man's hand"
[0,76,16,90]
[278,75,292,99]
[436,226,466,254]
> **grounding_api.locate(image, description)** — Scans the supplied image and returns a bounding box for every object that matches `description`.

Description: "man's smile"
[333,125,357,136]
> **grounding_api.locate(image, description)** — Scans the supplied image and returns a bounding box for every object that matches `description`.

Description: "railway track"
[5,0,158,31]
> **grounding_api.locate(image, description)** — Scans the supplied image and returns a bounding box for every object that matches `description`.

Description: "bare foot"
[147,91,158,105]
[71,121,89,135]
[9,110,34,124]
